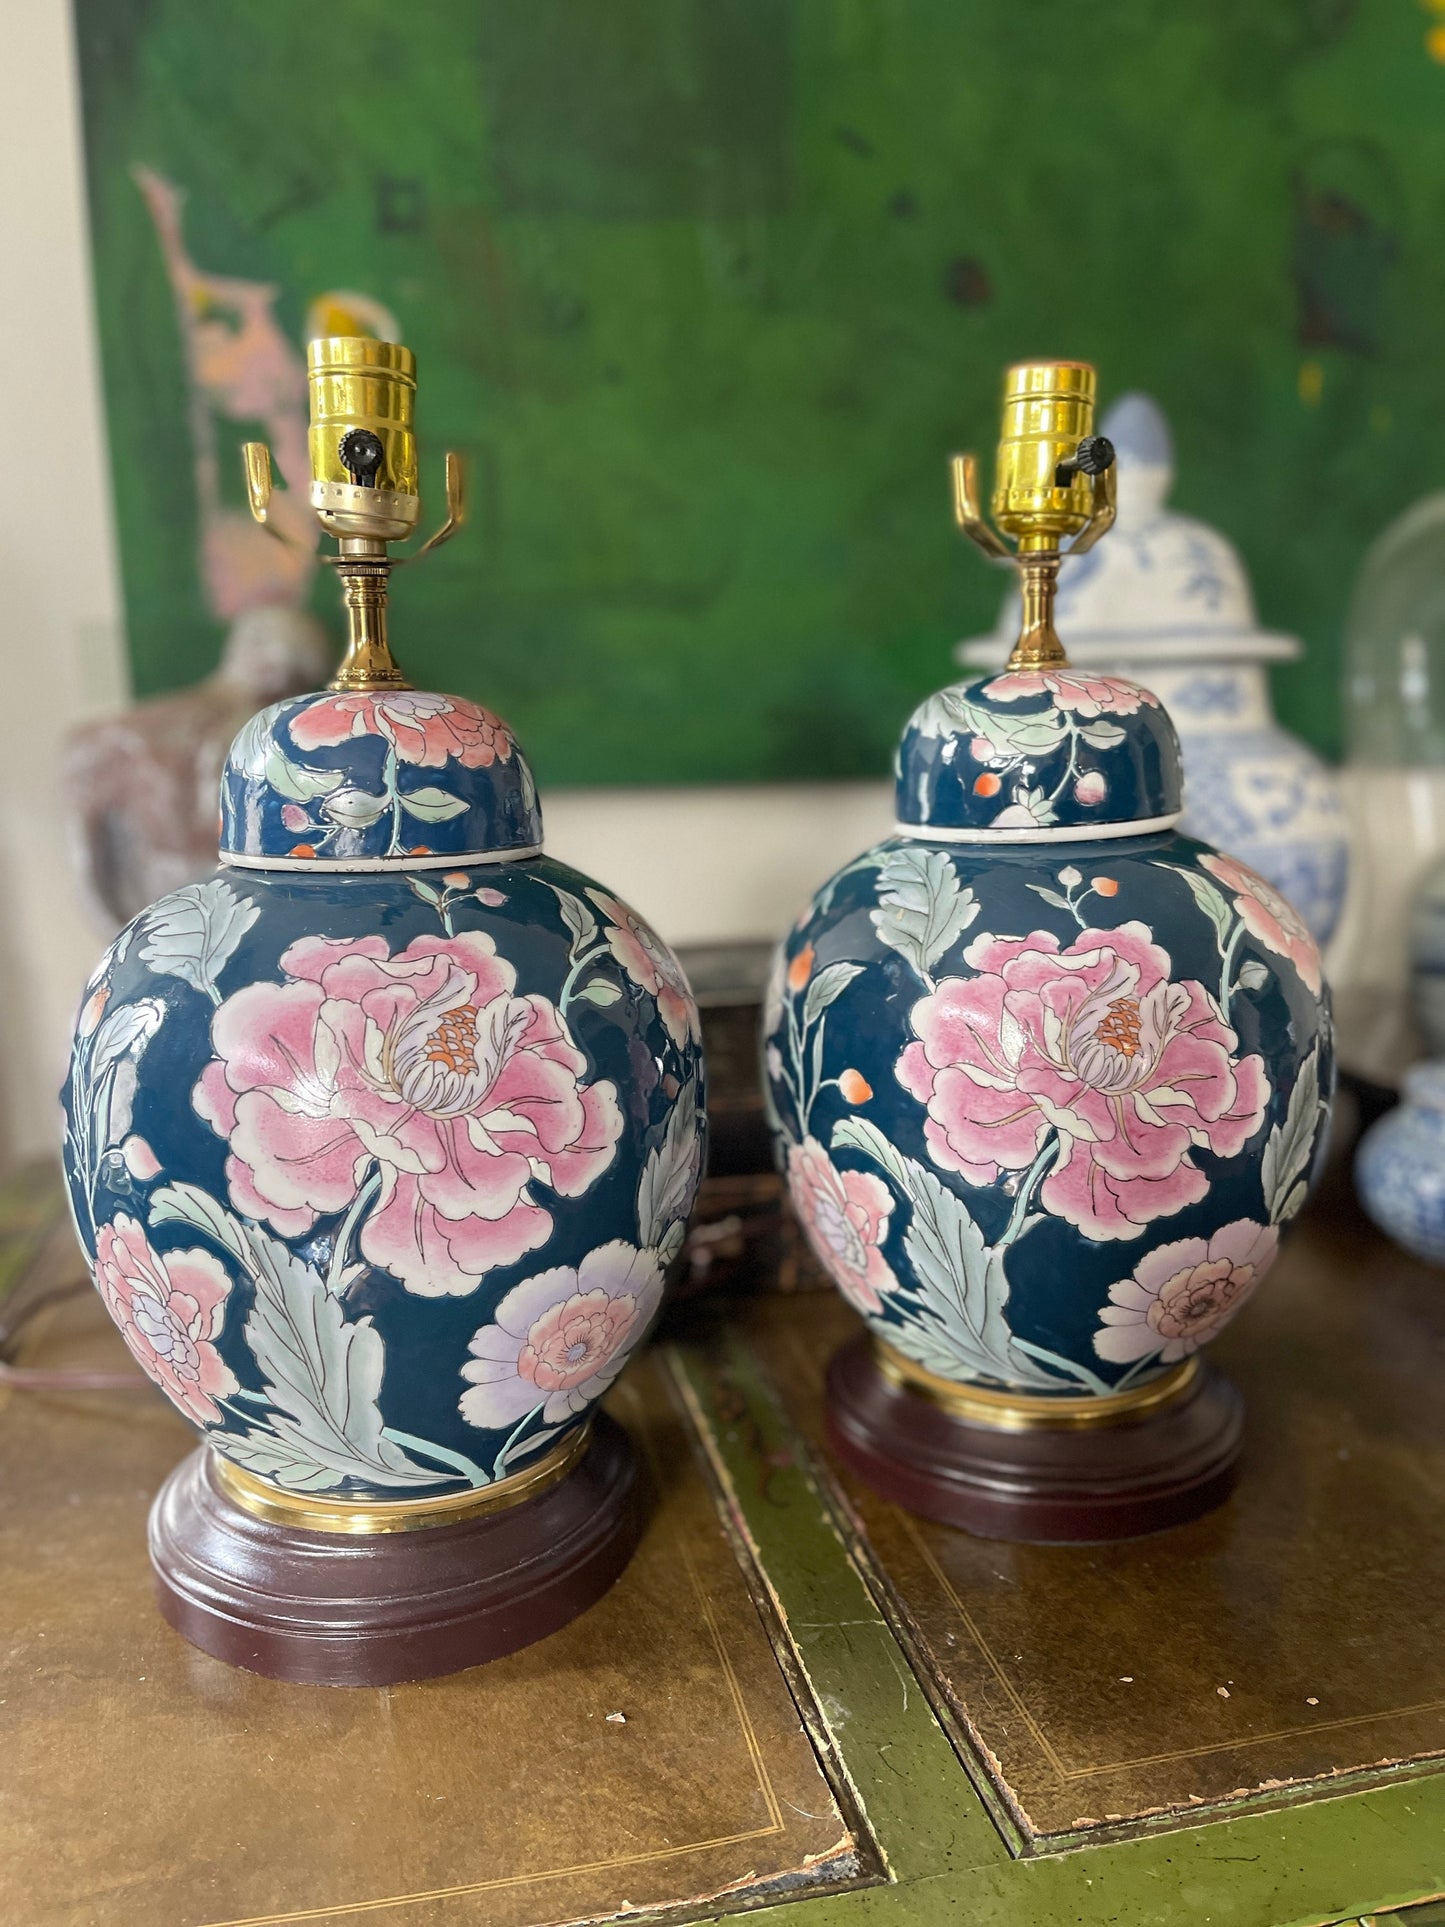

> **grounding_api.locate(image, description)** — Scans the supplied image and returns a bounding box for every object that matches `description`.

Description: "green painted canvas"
[72,0,1445,785]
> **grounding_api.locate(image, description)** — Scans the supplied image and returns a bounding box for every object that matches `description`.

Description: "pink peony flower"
[786,1137,897,1313]
[1073,769,1108,807]
[95,1214,237,1423]
[1200,853,1323,997]
[194,931,622,1296]
[897,923,1270,1241]
[288,690,515,769]
[1094,1218,1278,1363]
[587,891,701,1052]
[459,1241,663,1428]
[984,669,1159,718]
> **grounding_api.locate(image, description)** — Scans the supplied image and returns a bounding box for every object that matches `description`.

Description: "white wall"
[0,10,892,1165]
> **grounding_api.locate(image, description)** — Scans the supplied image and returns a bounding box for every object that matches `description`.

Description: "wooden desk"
[2,1158,1442,1927]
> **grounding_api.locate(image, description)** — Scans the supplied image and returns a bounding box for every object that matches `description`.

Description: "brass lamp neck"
[330,556,412,692]
[1010,550,1066,672]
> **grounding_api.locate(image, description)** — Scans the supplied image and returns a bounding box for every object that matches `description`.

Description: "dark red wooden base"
[825,1334,1243,1543]
[149,1414,643,1686]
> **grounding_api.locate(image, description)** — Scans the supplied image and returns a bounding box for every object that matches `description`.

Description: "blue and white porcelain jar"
[960,393,1348,945]
[1356,1062,1445,1264]
[768,365,1334,1445]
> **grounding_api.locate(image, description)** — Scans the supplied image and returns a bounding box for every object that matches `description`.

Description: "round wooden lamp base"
[825,1334,1243,1544]
[149,1414,643,1686]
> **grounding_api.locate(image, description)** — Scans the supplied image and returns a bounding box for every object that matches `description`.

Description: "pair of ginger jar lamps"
[62,342,1332,1685]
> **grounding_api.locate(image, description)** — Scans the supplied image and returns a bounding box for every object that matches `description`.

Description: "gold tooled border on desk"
[191,1370,844,1927]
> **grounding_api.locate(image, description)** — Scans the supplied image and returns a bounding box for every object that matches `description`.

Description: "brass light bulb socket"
[306,336,421,542]
[991,360,1099,549]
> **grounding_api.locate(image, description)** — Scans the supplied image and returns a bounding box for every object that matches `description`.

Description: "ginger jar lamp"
[61,337,706,1683]
[763,361,1333,1541]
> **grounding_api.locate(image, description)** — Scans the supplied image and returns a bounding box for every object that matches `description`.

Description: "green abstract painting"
[73,0,1445,784]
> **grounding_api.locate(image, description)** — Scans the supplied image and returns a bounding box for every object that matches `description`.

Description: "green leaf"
[408,877,443,906]
[548,883,598,952]
[802,960,864,1030]
[1262,1043,1322,1225]
[149,1181,252,1269]
[400,786,469,823]
[637,1075,703,1250]
[829,1117,1064,1390]
[870,847,980,978]
[1237,958,1269,991]
[1162,863,1234,952]
[321,785,389,828]
[140,880,259,1002]
[577,979,623,1006]
[1080,719,1126,749]
[1026,885,1074,913]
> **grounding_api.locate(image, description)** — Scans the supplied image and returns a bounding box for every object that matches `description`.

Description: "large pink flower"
[459,1241,663,1429]
[984,669,1159,718]
[1094,1219,1278,1363]
[94,1215,237,1424]
[1200,853,1323,996]
[588,890,701,1051]
[786,1137,897,1313]
[289,690,515,768]
[897,924,1269,1240]
[195,931,622,1296]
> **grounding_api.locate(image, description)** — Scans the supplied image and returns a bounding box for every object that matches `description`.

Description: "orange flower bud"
[443,871,470,889]
[838,1069,873,1104]
[787,944,815,991]
[1094,876,1119,897]
[289,843,317,859]
[973,772,1002,797]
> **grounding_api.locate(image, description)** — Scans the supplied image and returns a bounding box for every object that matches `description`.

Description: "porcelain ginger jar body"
[61,683,706,1507]
[959,395,1348,945]
[764,666,1333,1410]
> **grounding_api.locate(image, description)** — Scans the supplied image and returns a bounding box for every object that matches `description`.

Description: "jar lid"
[895,666,1183,841]
[220,687,542,869]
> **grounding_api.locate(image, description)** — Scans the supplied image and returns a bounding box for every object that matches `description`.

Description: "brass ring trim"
[212,1422,591,1535]
[872,1338,1199,1432]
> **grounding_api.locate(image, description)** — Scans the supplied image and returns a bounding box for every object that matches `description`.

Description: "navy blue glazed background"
[896,670,1183,833]
[62,856,705,1499]
[222,691,542,862]
[765,830,1332,1396]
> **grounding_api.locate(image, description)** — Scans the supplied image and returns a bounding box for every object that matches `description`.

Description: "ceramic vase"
[960,393,1348,945]
[1356,1063,1445,1264]
[769,361,1335,1541]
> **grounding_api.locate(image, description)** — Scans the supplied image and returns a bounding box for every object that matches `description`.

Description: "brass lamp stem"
[331,560,412,692]
[1009,549,1067,672]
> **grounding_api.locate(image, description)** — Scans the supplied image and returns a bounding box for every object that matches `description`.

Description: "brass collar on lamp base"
[213,1422,592,1534]
[950,359,1118,672]
[241,335,466,693]
[872,1337,1199,1432]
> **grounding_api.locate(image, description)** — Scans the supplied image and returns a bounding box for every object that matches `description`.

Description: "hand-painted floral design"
[588,890,701,1051]
[194,931,622,1296]
[1200,852,1323,996]
[95,1214,237,1423]
[786,1136,897,1313]
[459,1240,664,1429]
[897,922,1270,1240]
[289,689,515,768]
[1093,1218,1279,1363]
[984,669,1160,718]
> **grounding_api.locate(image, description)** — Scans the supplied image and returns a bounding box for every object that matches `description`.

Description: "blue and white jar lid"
[895,665,1184,842]
[220,687,542,869]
